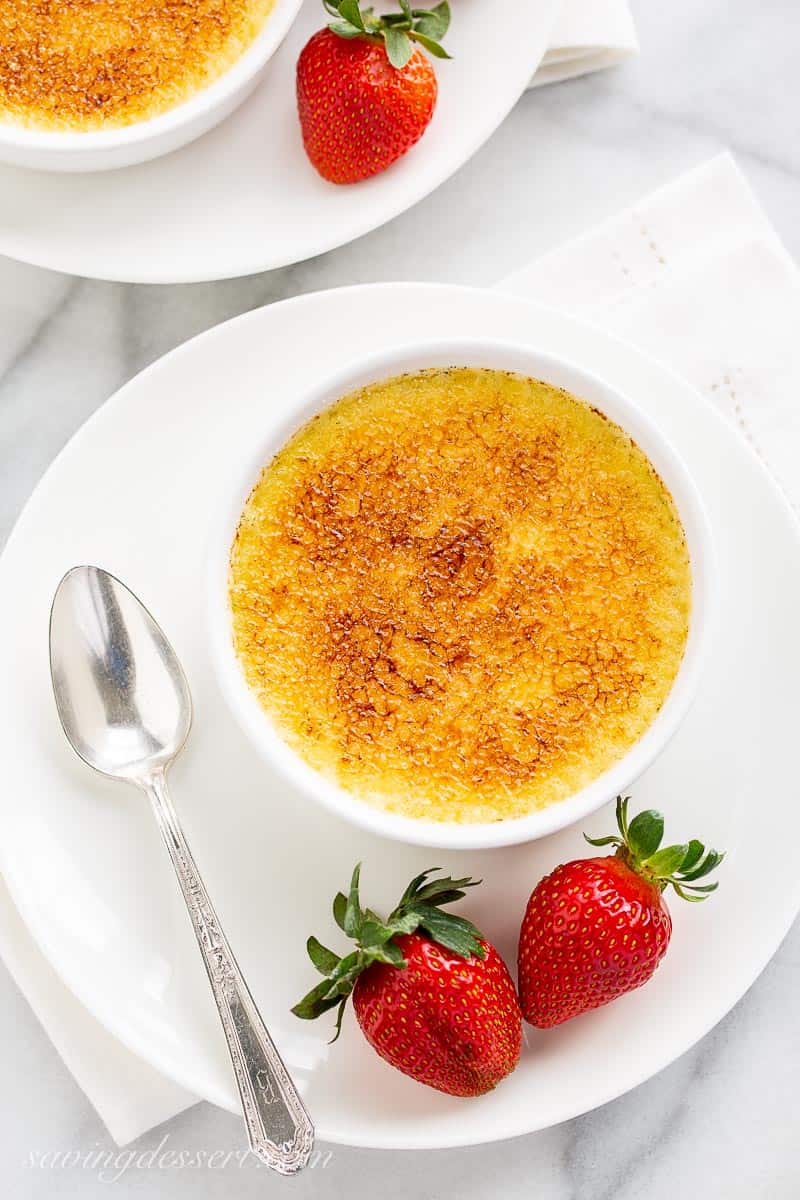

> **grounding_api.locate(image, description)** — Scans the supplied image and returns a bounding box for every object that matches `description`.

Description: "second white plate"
[0,0,558,283]
[1,283,799,1149]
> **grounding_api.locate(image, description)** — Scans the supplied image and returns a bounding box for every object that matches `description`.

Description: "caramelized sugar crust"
[0,0,274,130]
[230,369,691,823]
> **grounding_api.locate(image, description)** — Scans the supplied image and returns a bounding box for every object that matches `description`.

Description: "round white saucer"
[1,283,798,1148]
[0,0,557,283]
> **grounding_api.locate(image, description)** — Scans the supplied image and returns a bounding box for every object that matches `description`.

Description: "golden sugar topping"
[230,368,691,823]
[0,0,275,130]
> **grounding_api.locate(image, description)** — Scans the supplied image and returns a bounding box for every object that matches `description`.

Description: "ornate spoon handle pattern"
[147,772,314,1175]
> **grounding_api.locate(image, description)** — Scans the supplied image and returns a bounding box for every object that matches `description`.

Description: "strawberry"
[292,865,521,1096]
[296,1,451,184]
[518,796,724,1028]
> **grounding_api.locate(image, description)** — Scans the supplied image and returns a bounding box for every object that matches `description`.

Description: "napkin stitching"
[637,222,667,267]
[591,274,799,509]
[706,369,799,514]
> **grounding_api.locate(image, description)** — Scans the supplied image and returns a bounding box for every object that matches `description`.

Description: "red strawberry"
[292,866,521,1096]
[518,797,724,1028]
[296,1,451,184]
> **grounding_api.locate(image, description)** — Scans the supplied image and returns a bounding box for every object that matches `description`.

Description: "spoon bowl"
[50,566,191,781]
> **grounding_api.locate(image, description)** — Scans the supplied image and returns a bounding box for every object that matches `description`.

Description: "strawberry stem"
[323,0,451,68]
[584,796,724,900]
[292,864,484,1038]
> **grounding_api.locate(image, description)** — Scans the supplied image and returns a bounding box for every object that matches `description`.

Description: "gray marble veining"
[2,0,799,1195]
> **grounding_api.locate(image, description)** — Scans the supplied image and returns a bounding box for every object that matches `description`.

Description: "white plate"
[0,0,558,283]
[1,283,799,1150]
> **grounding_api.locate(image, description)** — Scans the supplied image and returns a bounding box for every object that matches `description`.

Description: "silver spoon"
[49,565,314,1175]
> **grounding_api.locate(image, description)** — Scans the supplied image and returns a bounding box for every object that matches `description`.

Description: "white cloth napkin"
[533,0,638,87]
[0,876,196,1144]
[3,151,799,1146]
[502,153,800,513]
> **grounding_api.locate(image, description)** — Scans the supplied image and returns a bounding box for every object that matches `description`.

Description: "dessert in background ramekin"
[0,0,304,171]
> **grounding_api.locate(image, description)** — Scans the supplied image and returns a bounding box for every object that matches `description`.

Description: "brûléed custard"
[229,368,691,824]
[0,0,275,131]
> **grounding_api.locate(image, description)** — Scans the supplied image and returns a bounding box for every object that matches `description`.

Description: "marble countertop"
[3,1,799,1196]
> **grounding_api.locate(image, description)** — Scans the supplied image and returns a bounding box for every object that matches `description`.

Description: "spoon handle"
[145,772,314,1175]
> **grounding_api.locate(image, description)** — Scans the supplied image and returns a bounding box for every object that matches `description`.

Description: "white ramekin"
[208,339,715,850]
[0,0,304,172]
